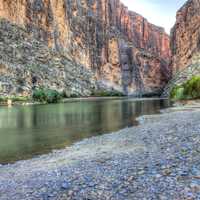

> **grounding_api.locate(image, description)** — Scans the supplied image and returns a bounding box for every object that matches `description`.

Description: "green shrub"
[32,89,46,102]
[183,76,200,99]
[170,76,200,100]
[11,96,30,102]
[32,88,61,103]
[45,89,61,103]
[170,85,185,100]
[0,96,29,102]
[0,96,5,102]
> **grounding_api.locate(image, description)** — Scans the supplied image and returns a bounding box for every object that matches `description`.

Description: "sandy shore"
[0,105,200,199]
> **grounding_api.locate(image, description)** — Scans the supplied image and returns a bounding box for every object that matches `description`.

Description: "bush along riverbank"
[32,88,62,104]
[0,96,31,105]
[0,88,126,105]
[0,89,62,105]
[170,76,200,101]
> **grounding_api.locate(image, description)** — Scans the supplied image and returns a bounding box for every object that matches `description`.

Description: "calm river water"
[0,98,170,164]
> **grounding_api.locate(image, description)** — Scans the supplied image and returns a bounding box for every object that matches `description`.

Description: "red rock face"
[0,0,171,95]
[171,0,200,74]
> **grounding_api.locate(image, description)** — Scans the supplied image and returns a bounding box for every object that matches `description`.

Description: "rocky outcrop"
[162,54,200,97]
[0,19,96,96]
[0,0,171,96]
[171,0,200,74]
[163,0,200,96]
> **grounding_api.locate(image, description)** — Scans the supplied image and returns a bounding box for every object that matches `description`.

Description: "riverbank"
[0,97,125,106]
[0,88,126,106]
[0,96,168,106]
[1,106,200,199]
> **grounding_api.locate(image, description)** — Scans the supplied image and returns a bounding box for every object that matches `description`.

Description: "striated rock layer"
[163,0,200,96]
[171,0,200,74]
[0,0,171,96]
[0,19,97,97]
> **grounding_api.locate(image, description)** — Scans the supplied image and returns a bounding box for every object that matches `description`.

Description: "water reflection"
[0,98,170,164]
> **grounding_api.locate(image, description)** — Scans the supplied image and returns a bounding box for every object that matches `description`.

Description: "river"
[0,98,170,164]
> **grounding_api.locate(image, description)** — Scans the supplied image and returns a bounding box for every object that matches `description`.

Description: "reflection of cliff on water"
[0,98,170,164]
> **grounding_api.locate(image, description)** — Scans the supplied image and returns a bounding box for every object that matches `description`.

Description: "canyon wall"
[163,0,200,96]
[0,0,171,96]
[171,0,200,74]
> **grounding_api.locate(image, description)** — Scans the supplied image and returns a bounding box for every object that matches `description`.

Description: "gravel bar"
[1,109,200,199]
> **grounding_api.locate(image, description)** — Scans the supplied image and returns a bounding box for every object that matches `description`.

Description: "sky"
[121,0,186,33]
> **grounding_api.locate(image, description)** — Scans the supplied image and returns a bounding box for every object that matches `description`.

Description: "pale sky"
[121,0,186,34]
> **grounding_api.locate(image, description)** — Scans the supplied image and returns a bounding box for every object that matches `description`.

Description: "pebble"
[61,181,70,190]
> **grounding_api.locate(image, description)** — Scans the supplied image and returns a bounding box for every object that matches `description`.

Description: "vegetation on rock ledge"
[170,76,200,100]
[32,88,62,104]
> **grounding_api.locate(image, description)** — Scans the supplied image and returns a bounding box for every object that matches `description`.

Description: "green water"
[0,98,170,164]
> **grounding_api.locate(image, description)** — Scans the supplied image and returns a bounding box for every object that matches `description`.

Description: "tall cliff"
[163,0,200,96]
[0,0,171,97]
[171,0,200,74]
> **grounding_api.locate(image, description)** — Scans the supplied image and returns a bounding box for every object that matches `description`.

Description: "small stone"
[138,170,145,175]
[127,176,135,182]
[48,193,55,197]
[180,171,188,177]
[68,190,73,196]
[162,169,171,176]
[61,181,70,190]
[190,183,200,192]
[155,174,162,178]
[159,195,168,200]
